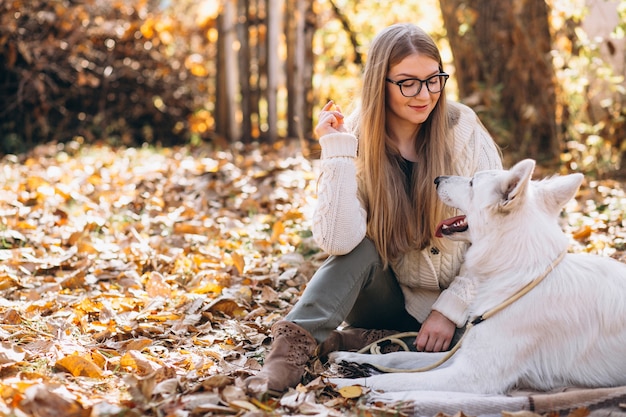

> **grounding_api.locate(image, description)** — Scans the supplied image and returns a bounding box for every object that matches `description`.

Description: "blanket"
[367,386,626,417]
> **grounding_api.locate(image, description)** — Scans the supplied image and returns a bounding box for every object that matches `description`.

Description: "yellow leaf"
[250,398,275,411]
[140,17,155,39]
[75,298,103,313]
[185,54,208,77]
[90,351,106,368]
[270,220,285,243]
[282,209,304,221]
[26,175,49,191]
[572,225,592,241]
[144,313,181,322]
[229,400,258,411]
[337,385,364,399]
[192,280,223,294]
[55,354,103,378]
[231,251,245,275]
[120,351,160,375]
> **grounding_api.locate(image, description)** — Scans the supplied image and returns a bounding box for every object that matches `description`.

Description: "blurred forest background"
[1,0,625,177]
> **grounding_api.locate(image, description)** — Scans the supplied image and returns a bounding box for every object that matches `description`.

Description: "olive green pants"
[286,238,420,342]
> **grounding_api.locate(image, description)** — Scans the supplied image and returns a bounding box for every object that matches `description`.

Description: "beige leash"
[356,250,568,373]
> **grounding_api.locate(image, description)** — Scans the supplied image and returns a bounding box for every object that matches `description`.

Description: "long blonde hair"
[353,23,455,266]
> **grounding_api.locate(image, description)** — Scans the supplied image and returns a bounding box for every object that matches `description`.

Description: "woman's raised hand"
[314,100,346,138]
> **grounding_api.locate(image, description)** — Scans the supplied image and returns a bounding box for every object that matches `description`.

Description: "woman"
[245,23,502,394]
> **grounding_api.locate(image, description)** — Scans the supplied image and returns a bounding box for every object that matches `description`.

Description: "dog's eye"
[469,179,474,187]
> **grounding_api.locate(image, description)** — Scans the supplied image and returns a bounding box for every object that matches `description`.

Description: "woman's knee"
[348,237,380,263]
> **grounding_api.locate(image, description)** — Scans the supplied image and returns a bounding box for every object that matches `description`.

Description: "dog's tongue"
[435,215,468,238]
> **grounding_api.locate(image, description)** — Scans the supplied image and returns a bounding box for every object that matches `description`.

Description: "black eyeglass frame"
[385,73,450,97]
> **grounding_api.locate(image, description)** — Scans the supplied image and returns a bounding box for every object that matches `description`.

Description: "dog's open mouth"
[435,215,468,238]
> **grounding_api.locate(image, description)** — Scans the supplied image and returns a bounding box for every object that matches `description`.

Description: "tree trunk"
[266,0,283,143]
[286,0,305,140]
[216,0,240,141]
[439,0,559,164]
[214,0,315,145]
[237,0,252,142]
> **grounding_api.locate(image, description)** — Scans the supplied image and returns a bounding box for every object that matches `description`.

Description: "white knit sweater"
[312,101,502,327]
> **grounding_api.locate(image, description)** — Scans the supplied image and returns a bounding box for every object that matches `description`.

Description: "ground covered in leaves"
[1,141,625,417]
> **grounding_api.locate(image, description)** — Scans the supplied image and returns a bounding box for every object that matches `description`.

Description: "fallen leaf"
[55,354,104,378]
[229,399,259,411]
[572,225,592,241]
[0,342,26,364]
[502,411,543,417]
[145,271,173,298]
[337,385,365,399]
[120,351,161,375]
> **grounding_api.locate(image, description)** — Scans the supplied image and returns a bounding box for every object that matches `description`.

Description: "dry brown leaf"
[206,297,246,317]
[222,385,247,403]
[231,251,246,275]
[1,309,22,325]
[0,342,26,364]
[55,353,104,378]
[259,285,280,304]
[145,271,173,298]
[20,384,91,417]
[120,351,161,375]
[122,338,154,352]
[201,375,233,390]
[502,411,543,417]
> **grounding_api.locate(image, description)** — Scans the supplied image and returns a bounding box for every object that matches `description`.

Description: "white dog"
[329,159,626,394]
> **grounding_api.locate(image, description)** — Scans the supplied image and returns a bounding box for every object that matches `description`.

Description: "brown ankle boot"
[245,320,317,395]
[317,327,402,362]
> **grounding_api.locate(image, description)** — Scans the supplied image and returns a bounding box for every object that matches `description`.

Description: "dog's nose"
[434,176,447,188]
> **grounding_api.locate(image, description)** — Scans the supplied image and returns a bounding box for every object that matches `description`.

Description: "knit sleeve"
[431,264,475,327]
[312,133,367,255]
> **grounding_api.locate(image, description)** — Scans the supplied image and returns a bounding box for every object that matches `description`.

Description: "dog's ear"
[544,173,584,212]
[499,159,535,210]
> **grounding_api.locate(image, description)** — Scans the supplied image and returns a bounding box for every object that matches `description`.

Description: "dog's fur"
[329,159,626,394]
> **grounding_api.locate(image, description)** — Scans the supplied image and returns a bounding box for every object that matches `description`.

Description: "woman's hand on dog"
[315,100,346,137]
[415,310,455,352]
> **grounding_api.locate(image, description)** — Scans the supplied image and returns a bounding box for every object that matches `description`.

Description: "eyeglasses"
[385,73,450,97]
